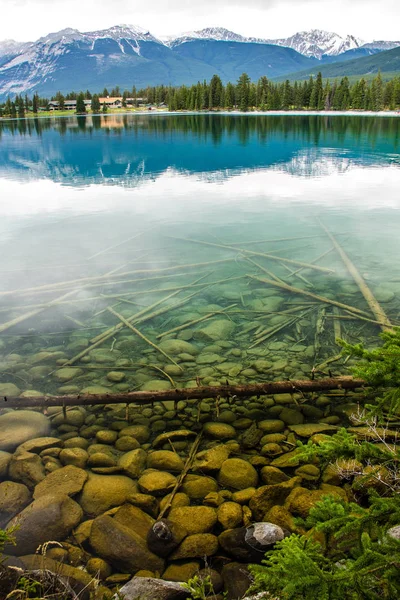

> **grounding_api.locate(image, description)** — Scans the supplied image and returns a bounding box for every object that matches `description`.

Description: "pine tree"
[17,95,25,118]
[91,94,101,113]
[75,92,86,114]
[32,93,39,113]
[209,74,223,109]
[310,72,323,110]
[237,72,251,112]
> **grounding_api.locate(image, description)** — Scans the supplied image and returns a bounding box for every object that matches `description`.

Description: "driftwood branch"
[0,377,366,408]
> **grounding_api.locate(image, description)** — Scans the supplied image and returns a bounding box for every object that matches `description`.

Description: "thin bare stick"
[228,234,334,246]
[87,229,151,260]
[280,262,314,288]
[287,247,335,278]
[245,257,285,284]
[0,289,78,334]
[333,307,342,342]
[248,275,372,318]
[0,259,236,298]
[156,304,237,339]
[107,307,183,371]
[317,219,392,331]
[89,273,211,345]
[158,433,202,519]
[314,354,343,372]
[168,236,335,274]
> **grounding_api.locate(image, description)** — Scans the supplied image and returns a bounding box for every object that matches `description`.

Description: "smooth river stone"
[0,410,51,452]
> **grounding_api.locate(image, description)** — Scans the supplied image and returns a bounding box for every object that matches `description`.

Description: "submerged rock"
[147,518,187,557]
[79,473,138,516]
[0,382,20,397]
[90,515,165,573]
[147,450,185,473]
[8,451,46,488]
[194,319,235,342]
[138,470,177,496]
[6,493,82,555]
[169,533,218,559]
[168,506,217,535]
[33,465,88,499]
[115,577,187,600]
[158,339,198,356]
[0,481,31,526]
[219,522,284,562]
[0,410,50,452]
[218,458,258,490]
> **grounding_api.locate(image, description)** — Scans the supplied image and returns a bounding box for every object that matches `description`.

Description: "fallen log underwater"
[1,377,366,408]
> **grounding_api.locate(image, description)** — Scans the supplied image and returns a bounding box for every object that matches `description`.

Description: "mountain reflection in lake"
[0,114,400,396]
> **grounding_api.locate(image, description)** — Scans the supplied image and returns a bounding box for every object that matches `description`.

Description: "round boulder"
[79,473,139,516]
[6,493,82,555]
[218,458,258,490]
[0,410,50,452]
[0,481,31,526]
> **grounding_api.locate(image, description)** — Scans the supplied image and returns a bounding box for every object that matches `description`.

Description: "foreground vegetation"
[250,329,400,599]
[1,71,400,118]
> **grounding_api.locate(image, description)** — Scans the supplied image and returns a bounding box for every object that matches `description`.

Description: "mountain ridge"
[0,25,399,100]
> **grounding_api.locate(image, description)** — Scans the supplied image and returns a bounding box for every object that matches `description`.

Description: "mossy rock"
[6,493,83,555]
[169,506,217,535]
[140,380,172,391]
[249,476,302,521]
[118,448,147,478]
[54,367,84,382]
[217,501,243,529]
[79,473,139,516]
[158,339,198,356]
[193,445,230,472]
[138,470,177,496]
[203,422,236,440]
[147,450,185,472]
[162,561,201,582]
[90,514,164,573]
[169,533,218,559]
[33,465,88,499]
[181,474,218,499]
[218,458,258,490]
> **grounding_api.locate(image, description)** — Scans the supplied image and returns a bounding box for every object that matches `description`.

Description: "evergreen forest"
[1,71,400,117]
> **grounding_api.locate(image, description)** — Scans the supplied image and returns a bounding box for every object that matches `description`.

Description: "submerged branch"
[0,377,366,408]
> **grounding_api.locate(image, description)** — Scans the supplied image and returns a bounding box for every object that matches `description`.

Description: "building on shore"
[48,97,147,111]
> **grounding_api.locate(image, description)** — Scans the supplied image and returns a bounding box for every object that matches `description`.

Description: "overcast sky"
[1,0,400,42]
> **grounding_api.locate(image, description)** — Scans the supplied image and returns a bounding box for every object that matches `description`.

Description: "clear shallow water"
[0,114,400,396]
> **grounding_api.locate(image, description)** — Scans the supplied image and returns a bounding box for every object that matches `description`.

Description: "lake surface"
[0,113,400,397]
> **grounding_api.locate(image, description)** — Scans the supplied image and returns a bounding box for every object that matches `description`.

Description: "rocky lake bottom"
[1,113,400,598]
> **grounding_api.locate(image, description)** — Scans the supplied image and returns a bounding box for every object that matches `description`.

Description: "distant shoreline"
[1,109,400,122]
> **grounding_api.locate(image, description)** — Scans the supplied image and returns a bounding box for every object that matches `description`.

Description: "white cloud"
[1,0,399,42]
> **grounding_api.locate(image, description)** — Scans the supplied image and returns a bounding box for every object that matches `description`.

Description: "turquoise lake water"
[0,113,400,396]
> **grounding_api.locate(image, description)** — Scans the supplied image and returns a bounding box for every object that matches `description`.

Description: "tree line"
[1,72,400,117]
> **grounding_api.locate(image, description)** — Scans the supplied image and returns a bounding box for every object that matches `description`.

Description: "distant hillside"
[278,46,400,81]
[171,40,317,82]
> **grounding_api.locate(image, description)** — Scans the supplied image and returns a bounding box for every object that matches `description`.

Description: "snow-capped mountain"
[265,30,364,59]
[168,28,365,59]
[167,27,269,47]
[0,24,399,100]
[361,40,400,51]
[0,24,167,98]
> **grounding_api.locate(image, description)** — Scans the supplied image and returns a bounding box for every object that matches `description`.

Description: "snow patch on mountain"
[268,30,364,59]
[362,40,400,51]
[168,28,366,59]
